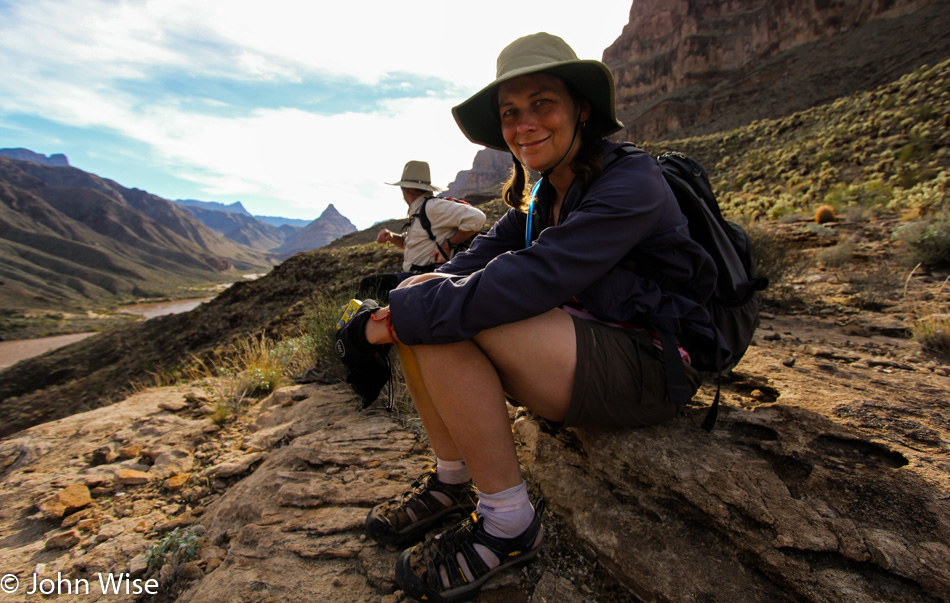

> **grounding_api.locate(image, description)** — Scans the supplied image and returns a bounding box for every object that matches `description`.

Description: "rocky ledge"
[1,300,948,602]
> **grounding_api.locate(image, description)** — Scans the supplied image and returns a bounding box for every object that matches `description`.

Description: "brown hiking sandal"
[394,498,545,603]
[365,469,478,546]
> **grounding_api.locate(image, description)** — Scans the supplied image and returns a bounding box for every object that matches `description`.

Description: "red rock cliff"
[444,149,513,203]
[605,0,950,141]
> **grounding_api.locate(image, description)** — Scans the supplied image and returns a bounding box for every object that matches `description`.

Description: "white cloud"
[0,0,632,229]
[139,98,480,229]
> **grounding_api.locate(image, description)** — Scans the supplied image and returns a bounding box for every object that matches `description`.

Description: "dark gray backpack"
[607,145,769,430]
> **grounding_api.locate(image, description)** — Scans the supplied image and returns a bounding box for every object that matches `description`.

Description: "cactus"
[814,204,837,224]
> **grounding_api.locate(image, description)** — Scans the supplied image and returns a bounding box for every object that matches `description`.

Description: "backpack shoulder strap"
[416,197,436,241]
[603,142,647,170]
[416,196,453,262]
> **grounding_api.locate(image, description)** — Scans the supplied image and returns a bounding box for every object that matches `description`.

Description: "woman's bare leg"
[396,343,462,462]
[389,275,577,493]
[410,339,523,494]
[472,309,577,423]
[404,309,577,494]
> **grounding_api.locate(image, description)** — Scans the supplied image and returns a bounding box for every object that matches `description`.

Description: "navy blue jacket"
[389,142,717,349]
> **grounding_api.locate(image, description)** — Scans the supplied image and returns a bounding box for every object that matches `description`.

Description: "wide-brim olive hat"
[452,32,623,152]
[385,160,444,192]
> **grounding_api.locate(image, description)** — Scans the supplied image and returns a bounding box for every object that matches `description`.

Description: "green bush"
[145,527,200,570]
[892,218,950,268]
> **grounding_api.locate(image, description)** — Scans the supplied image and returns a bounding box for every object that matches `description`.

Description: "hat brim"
[452,60,624,152]
[385,180,445,192]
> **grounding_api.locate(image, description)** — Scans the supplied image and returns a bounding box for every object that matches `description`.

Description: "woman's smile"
[518,134,551,151]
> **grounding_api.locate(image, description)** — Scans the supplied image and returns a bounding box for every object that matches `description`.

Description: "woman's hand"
[365,306,398,345]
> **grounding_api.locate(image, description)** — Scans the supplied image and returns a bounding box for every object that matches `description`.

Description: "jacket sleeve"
[390,153,680,345]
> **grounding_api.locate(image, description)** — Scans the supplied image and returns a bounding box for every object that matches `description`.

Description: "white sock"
[435,457,471,485]
[476,481,534,539]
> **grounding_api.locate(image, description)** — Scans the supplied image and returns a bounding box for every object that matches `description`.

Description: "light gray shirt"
[402,196,486,272]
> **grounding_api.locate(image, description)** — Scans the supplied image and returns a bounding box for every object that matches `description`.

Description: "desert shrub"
[776,210,808,223]
[896,134,931,163]
[847,272,902,311]
[302,292,415,414]
[747,224,802,301]
[184,331,311,423]
[822,184,851,209]
[209,403,230,426]
[145,527,200,570]
[912,312,950,359]
[816,238,855,267]
[892,218,950,268]
[840,204,871,223]
[270,335,319,380]
[889,170,949,215]
[225,335,283,391]
[302,292,355,385]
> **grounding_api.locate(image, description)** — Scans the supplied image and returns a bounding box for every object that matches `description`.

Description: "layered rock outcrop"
[2,307,947,601]
[0,148,70,167]
[605,0,950,141]
[444,149,513,203]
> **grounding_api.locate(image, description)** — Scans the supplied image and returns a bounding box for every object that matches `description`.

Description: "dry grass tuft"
[911,276,950,360]
[913,312,950,359]
[181,331,316,424]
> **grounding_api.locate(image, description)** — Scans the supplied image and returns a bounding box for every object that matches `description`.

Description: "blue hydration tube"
[525,179,543,249]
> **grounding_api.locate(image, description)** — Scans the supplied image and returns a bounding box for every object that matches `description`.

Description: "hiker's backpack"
[413,196,477,262]
[606,145,769,429]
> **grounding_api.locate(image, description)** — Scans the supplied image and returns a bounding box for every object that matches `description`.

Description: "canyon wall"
[604,0,950,141]
[446,0,950,192]
[444,148,513,203]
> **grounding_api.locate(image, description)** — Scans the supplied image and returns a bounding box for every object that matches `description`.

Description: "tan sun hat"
[452,32,623,152]
[385,160,444,192]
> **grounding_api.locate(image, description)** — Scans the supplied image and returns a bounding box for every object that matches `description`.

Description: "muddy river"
[115,297,213,319]
[0,297,214,370]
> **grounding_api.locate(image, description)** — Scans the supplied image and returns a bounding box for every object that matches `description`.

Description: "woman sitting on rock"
[339,32,717,602]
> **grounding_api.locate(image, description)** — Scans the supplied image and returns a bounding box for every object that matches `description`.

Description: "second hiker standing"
[359,160,486,296]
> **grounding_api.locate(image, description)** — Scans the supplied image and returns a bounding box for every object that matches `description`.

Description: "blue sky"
[0,0,632,229]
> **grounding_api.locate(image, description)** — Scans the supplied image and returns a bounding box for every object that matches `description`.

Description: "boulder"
[37,484,92,520]
[514,403,950,602]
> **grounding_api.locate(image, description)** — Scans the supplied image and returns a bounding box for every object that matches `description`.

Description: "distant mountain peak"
[272,204,356,256]
[0,148,70,167]
[319,204,344,219]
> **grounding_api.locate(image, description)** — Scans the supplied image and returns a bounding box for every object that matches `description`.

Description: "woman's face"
[498,72,590,174]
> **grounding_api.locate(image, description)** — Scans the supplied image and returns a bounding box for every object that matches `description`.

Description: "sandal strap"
[420,504,544,589]
[379,470,474,531]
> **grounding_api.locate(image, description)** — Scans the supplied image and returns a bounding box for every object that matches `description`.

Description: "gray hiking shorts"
[564,314,701,428]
